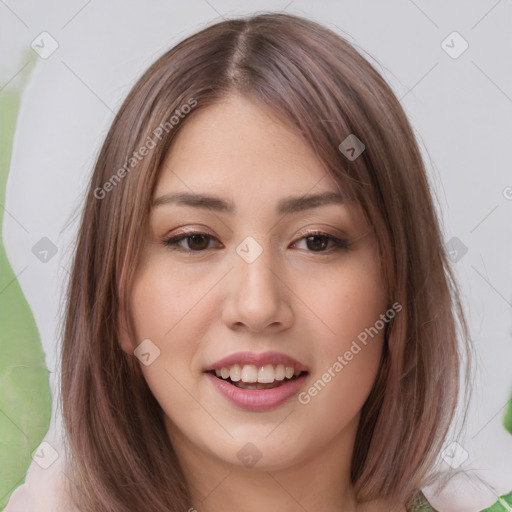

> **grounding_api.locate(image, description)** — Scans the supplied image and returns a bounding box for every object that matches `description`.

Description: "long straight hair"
[60,12,472,511]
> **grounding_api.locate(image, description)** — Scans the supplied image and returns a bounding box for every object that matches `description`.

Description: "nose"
[221,239,294,334]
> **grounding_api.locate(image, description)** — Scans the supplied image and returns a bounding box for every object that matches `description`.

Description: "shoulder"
[410,491,436,511]
[361,492,435,512]
[4,447,78,512]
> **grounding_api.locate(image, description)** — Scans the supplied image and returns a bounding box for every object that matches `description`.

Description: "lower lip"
[205,372,308,412]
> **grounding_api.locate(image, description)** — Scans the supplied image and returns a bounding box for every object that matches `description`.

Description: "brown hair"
[60,11,472,511]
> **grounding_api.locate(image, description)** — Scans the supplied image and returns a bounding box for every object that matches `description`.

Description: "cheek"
[128,266,212,410]
[129,263,210,342]
[129,276,201,437]
[299,256,387,415]
[128,270,192,392]
[306,252,387,351]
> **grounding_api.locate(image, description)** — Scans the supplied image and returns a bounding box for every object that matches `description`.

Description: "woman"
[52,11,469,512]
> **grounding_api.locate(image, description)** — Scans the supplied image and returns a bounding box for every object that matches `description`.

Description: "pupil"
[307,235,327,251]
[189,234,208,250]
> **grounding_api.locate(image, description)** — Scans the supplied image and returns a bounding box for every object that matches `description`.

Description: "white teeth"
[257,364,275,383]
[213,363,302,383]
[241,364,258,383]
[275,364,285,380]
[229,364,241,382]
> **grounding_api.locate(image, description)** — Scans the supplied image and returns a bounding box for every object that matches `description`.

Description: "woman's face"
[122,94,389,473]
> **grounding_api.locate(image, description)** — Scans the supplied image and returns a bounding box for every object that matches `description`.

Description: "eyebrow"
[152,191,344,215]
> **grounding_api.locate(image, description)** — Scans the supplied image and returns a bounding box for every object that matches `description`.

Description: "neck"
[166,415,363,512]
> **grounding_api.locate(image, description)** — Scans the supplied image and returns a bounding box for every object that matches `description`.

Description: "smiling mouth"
[207,363,308,390]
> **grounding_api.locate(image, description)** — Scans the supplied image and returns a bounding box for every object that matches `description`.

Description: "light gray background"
[1,1,511,511]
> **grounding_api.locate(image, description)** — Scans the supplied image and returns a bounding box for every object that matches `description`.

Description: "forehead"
[155,94,338,197]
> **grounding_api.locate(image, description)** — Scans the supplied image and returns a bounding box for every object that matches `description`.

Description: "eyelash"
[160,230,351,255]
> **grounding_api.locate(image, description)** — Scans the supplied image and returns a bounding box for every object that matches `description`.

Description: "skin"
[120,94,403,512]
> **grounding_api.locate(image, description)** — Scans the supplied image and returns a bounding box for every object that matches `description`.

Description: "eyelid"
[165,224,349,241]
[293,225,349,241]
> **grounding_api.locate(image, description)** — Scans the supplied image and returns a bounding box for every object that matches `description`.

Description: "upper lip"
[204,351,309,373]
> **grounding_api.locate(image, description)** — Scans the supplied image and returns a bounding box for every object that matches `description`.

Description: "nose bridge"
[235,235,279,303]
[223,235,291,331]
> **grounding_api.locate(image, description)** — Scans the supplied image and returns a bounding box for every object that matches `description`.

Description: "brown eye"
[292,231,350,253]
[161,230,350,255]
[304,234,330,251]
[184,234,211,251]
[162,232,218,252]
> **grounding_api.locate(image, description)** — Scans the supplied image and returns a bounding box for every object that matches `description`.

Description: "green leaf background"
[0,55,52,510]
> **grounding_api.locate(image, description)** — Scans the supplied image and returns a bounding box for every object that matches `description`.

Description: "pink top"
[4,452,78,512]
